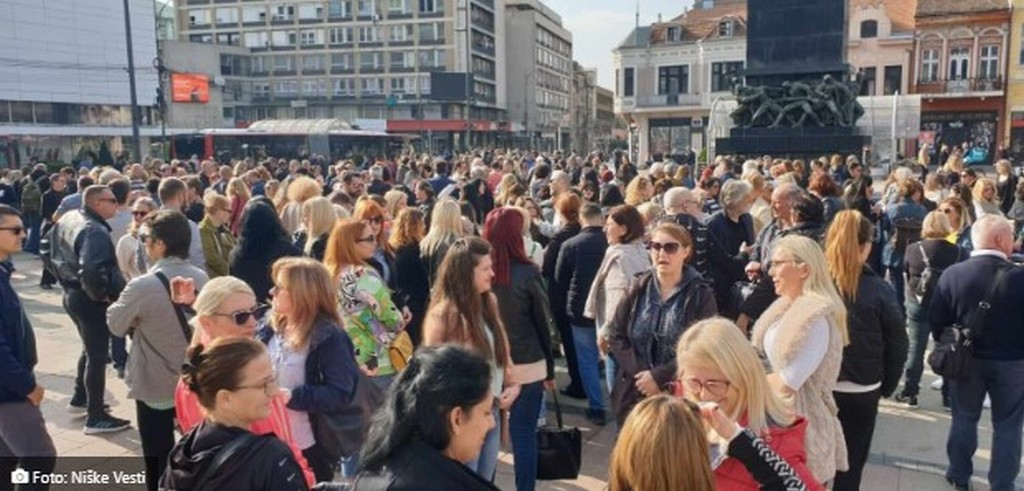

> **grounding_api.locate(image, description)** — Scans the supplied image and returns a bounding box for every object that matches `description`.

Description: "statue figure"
[772,81,823,128]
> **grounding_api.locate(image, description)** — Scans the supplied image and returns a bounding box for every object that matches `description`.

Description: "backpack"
[888,215,923,256]
[912,242,943,306]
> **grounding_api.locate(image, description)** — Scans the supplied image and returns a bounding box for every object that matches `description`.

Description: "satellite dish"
[213,76,226,86]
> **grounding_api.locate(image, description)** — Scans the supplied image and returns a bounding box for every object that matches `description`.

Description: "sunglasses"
[211,305,265,325]
[366,216,384,224]
[647,241,682,254]
[0,226,25,235]
[132,210,149,217]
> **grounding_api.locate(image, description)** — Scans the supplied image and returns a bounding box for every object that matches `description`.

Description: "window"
[658,65,689,95]
[298,4,323,20]
[242,6,266,23]
[216,32,240,46]
[299,29,321,45]
[189,33,213,43]
[188,9,211,26]
[389,0,407,14]
[418,49,445,67]
[980,45,1000,80]
[949,46,970,80]
[859,67,876,95]
[360,52,383,69]
[254,82,271,97]
[718,20,733,37]
[273,55,295,71]
[328,0,351,18]
[615,69,620,96]
[391,78,407,93]
[271,30,293,46]
[274,80,299,95]
[711,61,744,92]
[244,32,269,47]
[302,80,326,96]
[252,56,270,73]
[666,27,682,42]
[420,74,431,94]
[623,67,634,97]
[332,53,353,70]
[390,25,413,42]
[420,0,438,13]
[883,65,902,95]
[302,55,324,71]
[1020,25,1024,65]
[271,5,295,21]
[362,78,384,95]
[215,8,238,24]
[329,27,353,44]
[921,48,939,82]
[359,26,381,43]
[860,20,878,39]
[334,79,355,96]
[390,51,413,69]
[419,22,442,42]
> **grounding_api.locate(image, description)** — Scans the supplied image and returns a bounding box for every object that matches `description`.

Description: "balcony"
[914,77,1003,96]
[636,93,702,108]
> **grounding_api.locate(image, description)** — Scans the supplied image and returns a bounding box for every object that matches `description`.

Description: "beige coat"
[752,294,848,482]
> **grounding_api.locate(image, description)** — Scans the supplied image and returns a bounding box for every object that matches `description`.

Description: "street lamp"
[122,0,143,163]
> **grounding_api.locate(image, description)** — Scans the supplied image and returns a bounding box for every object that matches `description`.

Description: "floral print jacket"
[337,264,403,375]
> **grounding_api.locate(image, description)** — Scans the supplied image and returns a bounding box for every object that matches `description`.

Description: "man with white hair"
[930,215,1024,491]
[661,187,711,280]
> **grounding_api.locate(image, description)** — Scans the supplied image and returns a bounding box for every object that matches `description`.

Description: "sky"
[542,0,695,88]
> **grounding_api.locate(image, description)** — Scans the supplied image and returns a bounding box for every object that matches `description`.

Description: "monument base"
[716,127,871,158]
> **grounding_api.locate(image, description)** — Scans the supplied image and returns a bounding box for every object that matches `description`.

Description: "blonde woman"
[995,159,1018,215]
[278,176,323,235]
[198,193,236,278]
[383,189,407,221]
[624,175,653,207]
[495,173,522,205]
[924,173,948,204]
[972,177,1001,217]
[676,318,820,490]
[296,196,337,261]
[752,235,849,483]
[226,177,250,236]
[256,257,360,482]
[420,198,464,286]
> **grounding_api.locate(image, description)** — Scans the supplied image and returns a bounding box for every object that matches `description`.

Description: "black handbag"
[727,279,757,319]
[536,388,582,481]
[310,369,385,462]
[927,264,1010,379]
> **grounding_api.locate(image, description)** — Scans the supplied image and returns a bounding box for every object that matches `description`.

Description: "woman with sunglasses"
[115,197,157,281]
[422,237,515,482]
[107,210,209,490]
[173,276,316,487]
[256,257,360,482]
[163,338,311,490]
[606,221,717,427]
[354,198,396,287]
[198,193,237,278]
[662,317,819,491]
[325,218,407,389]
[939,196,974,252]
[752,235,848,484]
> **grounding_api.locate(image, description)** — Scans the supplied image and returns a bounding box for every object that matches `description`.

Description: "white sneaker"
[984,395,991,409]
[930,378,943,390]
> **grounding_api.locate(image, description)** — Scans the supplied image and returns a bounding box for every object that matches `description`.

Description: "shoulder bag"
[927,263,1010,379]
[155,271,195,343]
[309,365,385,462]
[536,388,582,480]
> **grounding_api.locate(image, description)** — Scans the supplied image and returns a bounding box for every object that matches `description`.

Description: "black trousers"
[302,441,335,484]
[135,402,175,491]
[553,311,582,390]
[64,288,111,419]
[833,389,881,491]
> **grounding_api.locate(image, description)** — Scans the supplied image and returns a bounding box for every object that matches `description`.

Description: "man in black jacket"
[0,205,57,486]
[555,203,609,424]
[930,215,1024,491]
[49,185,130,434]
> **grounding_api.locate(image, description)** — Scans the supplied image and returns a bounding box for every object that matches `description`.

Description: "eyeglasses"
[647,241,682,254]
[939,208,954,214]
[356,235,376,244]
[236,375,279,397]
[0,226,25,235]
[211,305,264,325]
[132,210,149,217]
[682,377,732,397]
[769,259,799,271]
[366,216,384,225]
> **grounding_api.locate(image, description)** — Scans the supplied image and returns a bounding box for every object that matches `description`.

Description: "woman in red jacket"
[676,318,824,491]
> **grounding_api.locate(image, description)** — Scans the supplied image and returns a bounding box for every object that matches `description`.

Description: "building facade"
[912,0,1010,166]
[0,0,160,167]
[176,0,507,150]
[505,0,572,151]
[1007,0,1024,160]
[568,65,615,154]
[612,0,746,163]
[847,0,916,97]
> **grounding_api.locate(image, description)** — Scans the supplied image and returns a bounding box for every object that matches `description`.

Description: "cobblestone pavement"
[9,252,1014,490]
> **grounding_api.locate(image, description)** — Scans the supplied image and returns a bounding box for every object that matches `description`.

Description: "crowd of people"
[0,146,1023,491]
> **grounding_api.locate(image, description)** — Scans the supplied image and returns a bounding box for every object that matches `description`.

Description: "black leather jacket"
[48,207,125,302]
[492,263,555,380]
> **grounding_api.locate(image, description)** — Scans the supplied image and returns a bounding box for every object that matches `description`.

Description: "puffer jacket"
[838,266,907,396]
[47,207,125,302]
[715,417,823,491]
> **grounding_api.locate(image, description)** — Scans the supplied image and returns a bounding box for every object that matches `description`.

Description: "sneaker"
[894,393,918,408]
[585,409,607,427]
[68,402,111,418]
[931,378,944,390]
[945,476,969,491]
[84,414,130,435]
[983,395,991,409]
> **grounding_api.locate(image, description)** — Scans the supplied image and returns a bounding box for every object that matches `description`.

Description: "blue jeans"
[901,299,931,396]
[605,353,618,394]
[886,266,906,311]
[572,325,605,413]
[23,213,40,254]
[509,381,543,491]
[466,407,500,481]
[947,358,1024,490]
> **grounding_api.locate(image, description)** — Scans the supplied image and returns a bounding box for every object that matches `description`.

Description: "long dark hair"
[429,237,509,368]
[234,199,291,255]
[483,208,533,286]
[359,345,492,471]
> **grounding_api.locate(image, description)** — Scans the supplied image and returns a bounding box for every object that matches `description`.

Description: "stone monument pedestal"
[716,127,871,158]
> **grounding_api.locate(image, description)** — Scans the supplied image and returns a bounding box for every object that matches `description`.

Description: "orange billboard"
[171,73,210,103]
